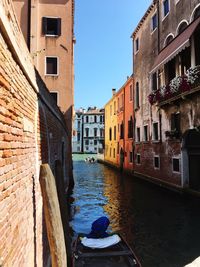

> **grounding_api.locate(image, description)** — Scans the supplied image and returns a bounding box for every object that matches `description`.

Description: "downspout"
[27,0,31,50]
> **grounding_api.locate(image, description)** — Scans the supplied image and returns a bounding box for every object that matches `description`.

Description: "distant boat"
[72,234,142,267]
[84,157,96,163]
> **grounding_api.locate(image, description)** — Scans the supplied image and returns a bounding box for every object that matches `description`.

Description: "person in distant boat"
[87,216,110,238]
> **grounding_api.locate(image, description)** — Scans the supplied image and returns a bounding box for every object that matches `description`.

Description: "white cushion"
[81,234,121,249]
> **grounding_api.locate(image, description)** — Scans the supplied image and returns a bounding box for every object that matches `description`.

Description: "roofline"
[131,2,155,38]
[104,74,133,108]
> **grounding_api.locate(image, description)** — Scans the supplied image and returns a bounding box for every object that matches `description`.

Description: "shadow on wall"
[35,69,73,265]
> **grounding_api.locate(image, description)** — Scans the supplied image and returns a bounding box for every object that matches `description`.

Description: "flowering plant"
[148,65,200,105]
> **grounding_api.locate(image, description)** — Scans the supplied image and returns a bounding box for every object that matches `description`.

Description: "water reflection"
[70,156,200,267]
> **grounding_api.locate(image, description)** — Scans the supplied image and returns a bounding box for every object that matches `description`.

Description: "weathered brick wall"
[0,1,71,266]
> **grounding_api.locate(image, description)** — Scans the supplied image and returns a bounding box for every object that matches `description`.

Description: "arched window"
[164,34,174,47]
[177,21,188,35]
[193,5,200,20]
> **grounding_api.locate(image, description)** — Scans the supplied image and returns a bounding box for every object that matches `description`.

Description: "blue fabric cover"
[87,216,110,238]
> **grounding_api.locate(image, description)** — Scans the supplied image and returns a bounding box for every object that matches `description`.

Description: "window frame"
[152,122,159,142]
[42,16,61,37]
[45,56,59,76]
[162,0,170,20]
[50,91,59,105]
[172,157,180,173]
[154,155,160,169]
[143,125,149,142]
[136,153,141,165]
[135,38,139,54]
[151,12,158,33]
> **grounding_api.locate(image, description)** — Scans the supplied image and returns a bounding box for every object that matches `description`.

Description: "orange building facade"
[104,76,134,173]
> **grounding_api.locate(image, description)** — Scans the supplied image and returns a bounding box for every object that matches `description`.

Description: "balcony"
[148,66,200,107]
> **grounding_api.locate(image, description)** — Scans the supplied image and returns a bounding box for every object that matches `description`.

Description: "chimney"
[112,88,116,96]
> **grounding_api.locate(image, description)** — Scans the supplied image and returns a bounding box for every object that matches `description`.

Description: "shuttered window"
[42,17,61,36]
[46,57,58,75]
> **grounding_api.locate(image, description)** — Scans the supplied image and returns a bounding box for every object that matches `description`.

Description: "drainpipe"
[27,0,31,50]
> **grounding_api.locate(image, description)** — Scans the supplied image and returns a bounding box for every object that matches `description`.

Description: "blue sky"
[74,0,152,109]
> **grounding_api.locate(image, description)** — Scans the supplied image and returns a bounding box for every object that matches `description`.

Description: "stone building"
[0,0,73,266]
[72,109,84,153]
[82,107,105,154]
[132,0,200,192]
[13,0,75,177]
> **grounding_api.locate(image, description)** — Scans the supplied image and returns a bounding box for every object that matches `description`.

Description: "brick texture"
[0,1,71,266]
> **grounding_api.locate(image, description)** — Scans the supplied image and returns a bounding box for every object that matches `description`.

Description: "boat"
[72,234,142,267]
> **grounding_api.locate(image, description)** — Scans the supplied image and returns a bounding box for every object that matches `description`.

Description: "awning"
[150,17,200,73]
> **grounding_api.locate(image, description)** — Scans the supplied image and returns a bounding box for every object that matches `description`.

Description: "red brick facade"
[0,1,72,266]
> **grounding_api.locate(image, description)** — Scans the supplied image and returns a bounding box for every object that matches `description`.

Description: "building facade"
[105,89,119,166]
[13,0,75,176]
[82,108,105,154]
[132,0,200,191]
[0,0,71,265]
[72,109,84,153]
[72,107,105,154]
[104,76,134,172]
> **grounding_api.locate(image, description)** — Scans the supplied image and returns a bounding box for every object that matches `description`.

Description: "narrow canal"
[70,155,200,267]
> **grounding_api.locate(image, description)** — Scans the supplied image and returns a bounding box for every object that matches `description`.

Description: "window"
[135,82,140,109]
[193,6,200,20]
[110,105,112,116]
[153,122,159,141]
[165,34,173,47]
[94,115,97,123]
[114,126,116,140]
[120,122,124,139]
[50,92,58,104]
[136,154,141,164]
[163,0,169,18]
[177,22,188,35]
[154,156,160,169]
[173,158,180,172]
[117,143,119,154]
[109,127,112,141]
[113,148,116,158]
[128,116,133,138]
[130,85,133,101]
[143,125,148,142]
[85,140,89,145]
[171,113,180,132]
[129,151,133,163]
[94,140,97,145]
[117,98,120,112]
[110,147,112,157]
[77,133,80,142]
[100,129,104,137]
[42,17,61,36]
[135,38,139,52]
[152,13,157,31]
[85,128,89,137]
[46,57,58,75]
[85,146,88,151]
[152,72,157,91]
[136,127,140,142]
[94,128,97,137]
[114,101,116,114]
[86,116,89,123]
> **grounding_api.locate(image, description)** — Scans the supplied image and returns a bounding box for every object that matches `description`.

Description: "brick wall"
[0,1,71,266]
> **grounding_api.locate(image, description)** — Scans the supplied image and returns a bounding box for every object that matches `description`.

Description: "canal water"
[70,154,200,267]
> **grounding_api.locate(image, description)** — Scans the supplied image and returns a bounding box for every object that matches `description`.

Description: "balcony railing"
[148,66,200,106]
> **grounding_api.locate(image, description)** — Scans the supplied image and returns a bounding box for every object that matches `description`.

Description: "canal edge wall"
[98,159,200,198]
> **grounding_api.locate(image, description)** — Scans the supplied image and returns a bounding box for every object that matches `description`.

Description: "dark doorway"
[184,129,200,191]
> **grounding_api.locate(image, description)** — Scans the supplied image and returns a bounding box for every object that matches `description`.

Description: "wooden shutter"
[57,18,61,36]
[42,17,48,35]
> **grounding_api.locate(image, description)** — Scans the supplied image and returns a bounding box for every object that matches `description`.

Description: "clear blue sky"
[74,0,152,109]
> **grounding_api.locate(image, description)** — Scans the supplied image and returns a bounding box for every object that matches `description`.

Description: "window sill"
[152,140,160,143]
[162,12,169,22]
[45,74,59,77]
[151,27,157,35]
[45,34,59,37]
